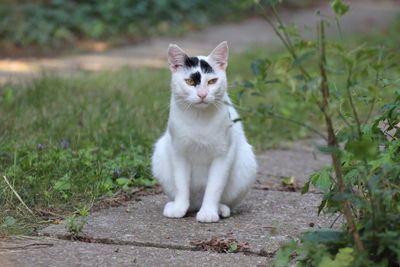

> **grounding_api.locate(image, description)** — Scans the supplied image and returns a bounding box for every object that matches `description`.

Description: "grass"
[1,22,399,236]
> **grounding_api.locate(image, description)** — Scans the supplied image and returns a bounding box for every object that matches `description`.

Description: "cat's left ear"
[208,41,229,70]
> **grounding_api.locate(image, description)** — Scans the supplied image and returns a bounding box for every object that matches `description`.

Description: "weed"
[66,207,89,237]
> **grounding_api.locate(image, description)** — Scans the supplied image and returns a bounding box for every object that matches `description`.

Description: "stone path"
[0,0,399,84]
[1,139,334,266]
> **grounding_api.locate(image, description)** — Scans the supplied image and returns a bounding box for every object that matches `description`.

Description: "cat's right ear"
[168,44,186,72]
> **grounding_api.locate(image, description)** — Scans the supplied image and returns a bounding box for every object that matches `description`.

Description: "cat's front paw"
[196,207,219,223]
[163,201,188,218]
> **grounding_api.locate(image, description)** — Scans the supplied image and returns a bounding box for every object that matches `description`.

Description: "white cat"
[151,41,257,223]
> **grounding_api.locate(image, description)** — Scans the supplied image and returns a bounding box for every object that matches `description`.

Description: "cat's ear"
[168,44,187,72]
[208,41,229,70]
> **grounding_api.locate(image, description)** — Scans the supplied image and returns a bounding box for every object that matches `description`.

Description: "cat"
[151,41,257,223]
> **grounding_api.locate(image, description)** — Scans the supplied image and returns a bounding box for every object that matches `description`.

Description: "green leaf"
[132,177,156,187]
[251,58,271,80]
[243,80,254,88]
[345,139,378,159]
[318,198,328,215]
[356,47,379,61]
[5,216,16,226]
[250,91,261,97]
[316,145,341,155]
[251,59,264,76]
[302,229,345,244]
[310,168,333,192]
[54,179,72,191]
[271,240,297,267]
[116,178,130,185]
[301,181,310,194]
[237,89,245,100]
[274,56,292,75]
[292,51,315,68]
[318,247,354,267]
[229,243,238,253]
[282,176,295,185]
[122,184,130,191]
[141,178,156,187]
[331,0,350,17]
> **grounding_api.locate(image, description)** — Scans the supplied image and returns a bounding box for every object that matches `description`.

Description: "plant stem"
[257,3,311,80]
[317,20,364,251]
[365,47,383,123]
[335,17,344,43]
[271,5,296,54]
[338,111,352,127]
[345,66,363,138]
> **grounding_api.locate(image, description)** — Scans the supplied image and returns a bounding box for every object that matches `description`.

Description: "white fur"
[152,41,257,223]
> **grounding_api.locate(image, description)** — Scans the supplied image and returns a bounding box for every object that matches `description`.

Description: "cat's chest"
[169,117,232,156]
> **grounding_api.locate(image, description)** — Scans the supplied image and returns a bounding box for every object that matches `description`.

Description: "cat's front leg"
[163,152,191,218]
[197,156,231,223]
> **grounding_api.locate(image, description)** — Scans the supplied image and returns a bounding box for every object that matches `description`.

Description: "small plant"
[66,206,89,237]
[245,0,400,266]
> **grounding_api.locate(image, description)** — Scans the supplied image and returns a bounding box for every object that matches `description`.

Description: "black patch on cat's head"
[184,56,199,68]
[200,59,214,73]
[190,71,201,86]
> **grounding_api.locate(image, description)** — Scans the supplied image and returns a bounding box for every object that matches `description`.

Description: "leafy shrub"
[243,1,400,266]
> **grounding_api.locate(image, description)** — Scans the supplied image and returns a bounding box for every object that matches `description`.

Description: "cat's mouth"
[195,101,210,107]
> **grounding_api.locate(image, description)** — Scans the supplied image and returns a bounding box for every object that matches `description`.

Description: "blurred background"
[0,0,399,80]
[0,0,322,57]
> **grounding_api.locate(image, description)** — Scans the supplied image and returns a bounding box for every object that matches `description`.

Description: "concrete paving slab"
[256,145,331,190]
[40,190,333,256]
[0,237,269,267]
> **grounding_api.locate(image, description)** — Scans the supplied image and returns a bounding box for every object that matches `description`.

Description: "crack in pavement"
[39,232,271,258]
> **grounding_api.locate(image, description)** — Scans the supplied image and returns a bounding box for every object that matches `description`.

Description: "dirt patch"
[253,177,323,194]
[190,236,251,254]
[91,185,163,212]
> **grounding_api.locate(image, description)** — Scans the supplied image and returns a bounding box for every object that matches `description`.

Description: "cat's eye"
[208,78,218,85]
[185,79,195,86]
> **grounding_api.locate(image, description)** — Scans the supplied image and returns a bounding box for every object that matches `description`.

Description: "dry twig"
[2,175,34,215]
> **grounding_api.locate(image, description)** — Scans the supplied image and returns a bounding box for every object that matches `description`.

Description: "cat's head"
[167,41,229,109]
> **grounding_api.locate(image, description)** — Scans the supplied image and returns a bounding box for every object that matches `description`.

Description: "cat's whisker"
[213,101,223,112]
[183,101,193,112]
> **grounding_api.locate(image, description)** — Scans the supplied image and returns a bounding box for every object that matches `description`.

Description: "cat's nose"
[198,92,207,100]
